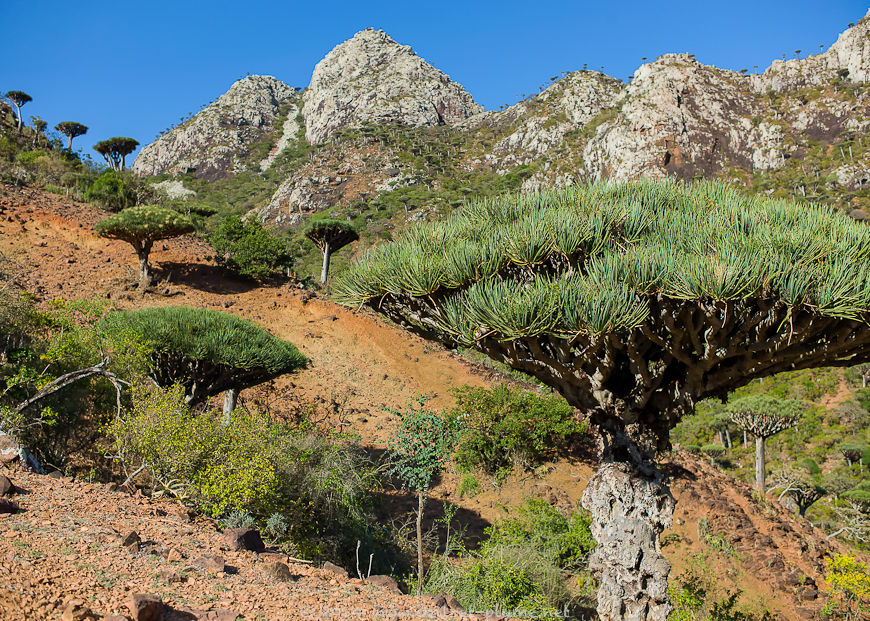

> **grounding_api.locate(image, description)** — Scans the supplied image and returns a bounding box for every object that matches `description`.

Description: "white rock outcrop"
[133,75,295,179]
[752,9,870,92]
[301,29,482,144]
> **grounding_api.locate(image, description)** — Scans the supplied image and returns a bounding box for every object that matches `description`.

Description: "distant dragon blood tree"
[304,219,359,284]
[102,306,308,416]
[726,395,802,491]
[93,136,139,171]
[334,180,870,621]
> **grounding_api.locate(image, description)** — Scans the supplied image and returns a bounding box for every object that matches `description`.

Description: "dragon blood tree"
[102,306,308,417]
[304,219,359,284]
[334,180,870,620]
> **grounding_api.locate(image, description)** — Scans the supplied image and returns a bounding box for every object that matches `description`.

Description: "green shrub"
[457,472,481,498]
[109,383,389,566]
[799,457,821,475]
[210,215,293,279]
[16,150,48,166]
[424,498,595,618]
[446,384,585,477]
[85,170,136,211]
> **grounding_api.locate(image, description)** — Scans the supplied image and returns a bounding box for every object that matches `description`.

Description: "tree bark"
[743,429,748,448]
[416,490,424,597]
[755,436,766,491]
[581,428,673,621]
[320,241,331,284]
[725,428,732,449]
[13,104,22,132]
[222,387,238,423]
[137,245,152,290]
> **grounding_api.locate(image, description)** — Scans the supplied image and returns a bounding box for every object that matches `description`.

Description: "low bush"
[668,562,774,620]
[85,170,137,211]
[446,384,586,478]
[209,215,293,279]
[424,498,596,618]
[108,383,393,567]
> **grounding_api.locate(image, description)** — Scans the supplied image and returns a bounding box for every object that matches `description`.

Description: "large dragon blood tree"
[334,180,870,620]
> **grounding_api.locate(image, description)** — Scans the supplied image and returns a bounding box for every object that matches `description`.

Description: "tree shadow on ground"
[155,261,289,295]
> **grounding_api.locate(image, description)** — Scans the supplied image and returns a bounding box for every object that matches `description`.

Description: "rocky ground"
[0,464,492,621]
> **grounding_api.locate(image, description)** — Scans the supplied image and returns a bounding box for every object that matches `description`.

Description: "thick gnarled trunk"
[581,429,674,621]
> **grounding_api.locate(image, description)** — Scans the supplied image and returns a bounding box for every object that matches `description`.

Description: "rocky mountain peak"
[301,28,482,144]
[753,11,870,92]
[133,75,295,179]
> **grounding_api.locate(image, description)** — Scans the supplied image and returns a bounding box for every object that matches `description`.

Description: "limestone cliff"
[132,75,295,179]
[301,29,482,144]
[133,13,870,230]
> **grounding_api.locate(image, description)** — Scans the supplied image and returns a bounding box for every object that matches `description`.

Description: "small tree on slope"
[55,122,88,150]
[4,91,31,132]
[334,180,870,621]
[304,219,358,284]
[102,306,307,416]
[726,395,802,491]
[387,397,455,596]
[95,206,194,288]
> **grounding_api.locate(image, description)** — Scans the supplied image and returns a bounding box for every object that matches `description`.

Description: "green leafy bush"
[210,215,293,279]
[85,170,137,211]
[424,498,595,618]
[446,384,586,477]
[109,383,389,566]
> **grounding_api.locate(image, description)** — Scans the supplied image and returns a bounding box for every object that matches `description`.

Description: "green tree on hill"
[93,137,139,171]
[387,397,456,596]
[4,91,31,132]
[726,395,803,491]
[102,306,307,416]
[94,205,194,288]
[335,180,870,620]
[304,219,358,284]
[55,122,88,150]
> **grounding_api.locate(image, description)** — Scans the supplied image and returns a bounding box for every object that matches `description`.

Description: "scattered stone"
[103,616,131,621]
[61,600,95,621]
[222,527,264,553]
[127,593,164,621]
[199,610,241,621]
[445,594,466,613]
[0,498,19,514]
[47,470,64,479]
[191,555,226,573]
[166,547,184,562]
[120,531,141,551]
[367,574,401,594]
[432,592,447,608]
[157,568,184,584]
[322,561,348,578]
[263,561,295,582]
[0,474,14,496]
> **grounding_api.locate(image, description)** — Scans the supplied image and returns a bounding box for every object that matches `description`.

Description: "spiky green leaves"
[725,395,804,439]
[103,306,307,374]
[335,181,870,341]
[95,205,194,249]
[55,122,88,149]
[101,307,308,405]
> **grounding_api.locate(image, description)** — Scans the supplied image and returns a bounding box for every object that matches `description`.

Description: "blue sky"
[2,1,867,164]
